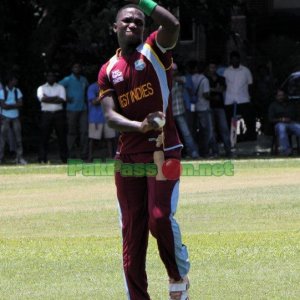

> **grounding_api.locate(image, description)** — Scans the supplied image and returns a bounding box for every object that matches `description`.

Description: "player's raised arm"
[125,0,180,49]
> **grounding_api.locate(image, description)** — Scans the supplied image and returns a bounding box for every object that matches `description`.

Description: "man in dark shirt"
[206,62,232,157]
[268,89,300,155]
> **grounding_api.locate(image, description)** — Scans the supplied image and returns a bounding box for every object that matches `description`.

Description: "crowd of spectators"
[0,52,300,164]
[0,63,117,164]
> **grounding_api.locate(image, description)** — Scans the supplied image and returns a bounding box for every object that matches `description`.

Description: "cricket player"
[98,1,190,299]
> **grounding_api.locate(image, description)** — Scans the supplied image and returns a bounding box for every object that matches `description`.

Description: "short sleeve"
[59,77,68,88]
[0,90,4,100]
[59,85,66,101]
[37,86,43,101]
[145,31,173,70]
[247,68,253,85]
[17,89,23,99]
[88,84,99,102]
[98,63,114,100]
[203,78,210,93]
[223,68,229,81]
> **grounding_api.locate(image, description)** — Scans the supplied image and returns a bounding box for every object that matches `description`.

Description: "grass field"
[0,159,300,299]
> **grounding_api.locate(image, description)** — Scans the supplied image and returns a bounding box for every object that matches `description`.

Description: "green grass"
[0,159,300,299]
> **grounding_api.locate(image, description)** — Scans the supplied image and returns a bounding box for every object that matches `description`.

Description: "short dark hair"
[116,4,144,21]
[4,73,18,85]
[230,51,240,59]
[208,60,218,66]
[197,61,206,73]
[44,69,57,77]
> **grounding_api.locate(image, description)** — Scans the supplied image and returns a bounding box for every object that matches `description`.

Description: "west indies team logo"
[134,59,146,71]
[111,69,124,84]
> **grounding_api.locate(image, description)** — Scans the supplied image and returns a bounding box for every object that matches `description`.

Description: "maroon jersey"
[98,31,182,154]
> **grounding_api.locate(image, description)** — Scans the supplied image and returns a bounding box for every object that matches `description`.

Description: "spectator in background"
[0,75,27,164]
[224,51,256,141]
[184,60,198,138]
[172,63,199,159]
[0,77,16,155]
[87,81,116,161]
[60,63,89,160]
[192,61,212,157]
[206,61,232,157]
[253,64,275,133]
[268,89,300,155]
[37,70,68,163]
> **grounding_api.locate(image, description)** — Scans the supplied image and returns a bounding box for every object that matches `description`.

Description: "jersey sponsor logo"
[134,59,146,71]
[118,82,154,108]
[111,69,124,84]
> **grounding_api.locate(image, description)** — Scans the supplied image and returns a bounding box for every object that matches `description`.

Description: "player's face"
[46,73,56,85]
[208,64,217,74]
[114,8,145,47]
[276,90,286,102]
[231,56,240,68]
[72,64,82,75]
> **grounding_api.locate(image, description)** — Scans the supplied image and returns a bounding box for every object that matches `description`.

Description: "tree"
[0,0,237,151]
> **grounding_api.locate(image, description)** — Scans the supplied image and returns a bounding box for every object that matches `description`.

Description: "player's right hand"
[139,111,165,133]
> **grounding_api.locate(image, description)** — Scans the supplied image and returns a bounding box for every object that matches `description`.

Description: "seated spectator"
[268,89,300,155]
[37,70,68,163]
[253,64,275,134]
[206,61,232,157]
[87,81,116,161]
[171,63,199,159]
[0,75,27,165]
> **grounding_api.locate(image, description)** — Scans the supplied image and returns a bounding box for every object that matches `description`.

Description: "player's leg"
[275,122,290,155]
[79,110,88,160]
[88,123,103,161]
[115,164,150,300]
[103,123,116,158]
[0,117,10,162]
[53,111,68,163]
[66,111,79,158]
[39,112,54,163]
[12,118,25,163]
[147,150,190,297]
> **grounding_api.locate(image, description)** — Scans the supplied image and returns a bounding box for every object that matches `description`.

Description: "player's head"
[114,5,145,48]
[71,63,82,76]
[5,74,18,88]
[208,60,218,74]
[44,70,57,85]
[197,61,206,74]
[186,60,198,74]
[276,89,287,102]
[230,51,241,68]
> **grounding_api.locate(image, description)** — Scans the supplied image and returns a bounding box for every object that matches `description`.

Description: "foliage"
[0,0,236,150]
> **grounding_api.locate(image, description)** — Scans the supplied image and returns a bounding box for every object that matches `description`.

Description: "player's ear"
[113,23,118,33]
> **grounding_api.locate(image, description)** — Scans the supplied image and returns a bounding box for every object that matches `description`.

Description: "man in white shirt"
[37,70,68,163]
[224,51,256,141]
[192,62,212,157]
